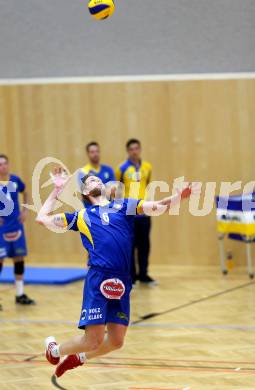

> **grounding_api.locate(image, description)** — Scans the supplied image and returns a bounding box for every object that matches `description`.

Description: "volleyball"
[88,0,115,20]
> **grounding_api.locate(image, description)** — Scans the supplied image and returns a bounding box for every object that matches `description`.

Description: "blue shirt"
[61,198,144,274]
[78,164,115,188]
[0,174,25,233]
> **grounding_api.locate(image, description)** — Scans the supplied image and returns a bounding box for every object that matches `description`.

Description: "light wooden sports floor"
[1,264,255,390]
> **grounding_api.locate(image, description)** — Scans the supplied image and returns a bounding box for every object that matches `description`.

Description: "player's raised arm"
[36,168,70,230]
[141,183,198,216]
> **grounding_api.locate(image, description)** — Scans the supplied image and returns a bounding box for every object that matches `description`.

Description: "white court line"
[0,378,38,384]
[0,72,254,86]
[1,318,255,331]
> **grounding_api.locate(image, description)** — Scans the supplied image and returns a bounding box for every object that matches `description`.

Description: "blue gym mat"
[0,266,88,285]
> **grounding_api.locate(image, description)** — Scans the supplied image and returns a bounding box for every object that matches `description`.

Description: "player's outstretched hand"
[50,167,70,195]
[179,182,201,200]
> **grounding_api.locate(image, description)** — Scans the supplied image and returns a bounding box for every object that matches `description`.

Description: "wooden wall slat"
[0,80,254,265]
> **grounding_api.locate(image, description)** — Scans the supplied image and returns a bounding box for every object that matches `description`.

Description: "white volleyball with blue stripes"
[88,0,115,20]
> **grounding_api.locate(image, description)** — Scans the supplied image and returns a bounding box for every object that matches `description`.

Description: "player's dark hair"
[81,173,93,188]
[0,154,8,162]
[126,139,141,149]
[80,174,93,203]
[80,174,93,192]
[86,142,99,152]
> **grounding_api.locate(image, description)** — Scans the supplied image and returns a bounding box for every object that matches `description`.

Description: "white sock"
[45,336,60,357]
[16,280,24,297]
[51,345,60,358]
[79,352,86,363]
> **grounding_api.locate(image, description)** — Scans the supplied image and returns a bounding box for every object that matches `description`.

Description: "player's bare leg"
[13,256,35,305]
[60,324,105,355]
[86,323,127,359]
[45,325,105,372]
[53,323,127,377]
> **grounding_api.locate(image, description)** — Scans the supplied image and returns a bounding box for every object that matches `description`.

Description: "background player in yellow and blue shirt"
[78,142,115,190]
[115,139,155,285]
[0,154,35,306]
[37,167,194,378]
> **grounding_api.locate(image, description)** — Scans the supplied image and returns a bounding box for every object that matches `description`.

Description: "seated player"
[36,167,195,378]
[0,154,35,305]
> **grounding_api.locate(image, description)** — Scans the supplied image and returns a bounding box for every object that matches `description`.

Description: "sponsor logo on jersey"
[3,230,22,242]
[15,247,25,255]
[81,309,87,321]
[129,171,142,181]
[82,307,103,321]
[117,312,128,321]
[100,278,125,300]
[0,247,7,257]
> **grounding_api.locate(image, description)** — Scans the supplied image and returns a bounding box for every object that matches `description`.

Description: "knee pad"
[14,261,24,275]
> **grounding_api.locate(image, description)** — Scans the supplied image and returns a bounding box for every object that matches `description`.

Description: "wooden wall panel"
[0,79,255,266]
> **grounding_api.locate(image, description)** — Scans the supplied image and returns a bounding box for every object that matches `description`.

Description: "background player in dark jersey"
[116,139,155,285]
[36,168,195,378]
[0,154,35,305]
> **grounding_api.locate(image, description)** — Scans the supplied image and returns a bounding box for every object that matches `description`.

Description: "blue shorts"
[0,227,27,259]
[78,267,132,329]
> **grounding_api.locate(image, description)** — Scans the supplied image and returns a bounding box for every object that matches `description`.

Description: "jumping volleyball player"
[36,168,195,377]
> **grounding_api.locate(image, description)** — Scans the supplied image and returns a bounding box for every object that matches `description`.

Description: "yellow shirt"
[78,164,115,184]
[115,160,152,199]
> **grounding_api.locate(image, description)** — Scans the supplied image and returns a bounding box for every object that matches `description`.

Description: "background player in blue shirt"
[77,141,115,189]
[37,167,194,378]
[0,154,35,306]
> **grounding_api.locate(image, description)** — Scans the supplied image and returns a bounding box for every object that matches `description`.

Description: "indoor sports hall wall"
[1,78,255,266]
[0,0,254,78]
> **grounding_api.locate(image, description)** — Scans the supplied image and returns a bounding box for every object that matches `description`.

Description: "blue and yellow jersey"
[78,164,115,188]
[0,174,25,233]
[61,198,144,273]
[115,160,152,200]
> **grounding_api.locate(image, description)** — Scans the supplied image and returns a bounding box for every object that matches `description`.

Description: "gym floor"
[0,264,255,390]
